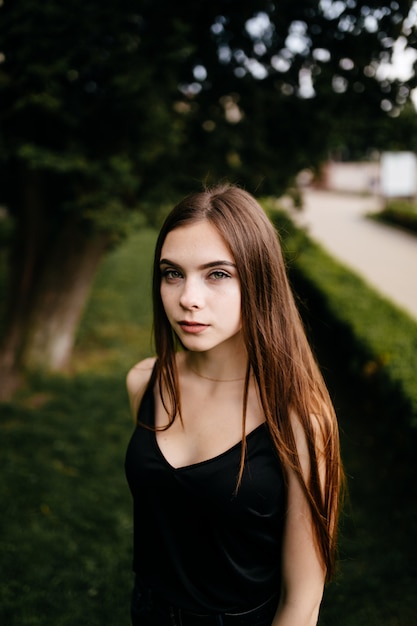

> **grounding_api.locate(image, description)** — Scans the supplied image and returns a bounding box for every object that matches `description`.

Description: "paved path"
[288,189,417,321]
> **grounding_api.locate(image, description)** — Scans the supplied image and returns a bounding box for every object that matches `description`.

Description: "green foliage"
[0,210,13,248]
[267,203,417,429]
[369,199,417,235]
[1,0,415,220]
[0,0,189,233]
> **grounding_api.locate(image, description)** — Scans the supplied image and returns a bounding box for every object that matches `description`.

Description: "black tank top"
[125,367,285,613]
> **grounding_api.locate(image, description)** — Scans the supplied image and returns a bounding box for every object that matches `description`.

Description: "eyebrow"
[159,258,236,270]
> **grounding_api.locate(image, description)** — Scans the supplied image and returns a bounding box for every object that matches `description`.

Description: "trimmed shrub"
[266,202,417,431]
[369,200,417,235]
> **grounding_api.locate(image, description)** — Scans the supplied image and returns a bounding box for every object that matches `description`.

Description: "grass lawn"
[0,228,157,625]
[1,224,416,624]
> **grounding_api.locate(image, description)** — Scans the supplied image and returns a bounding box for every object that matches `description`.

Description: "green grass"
[1,375,133,625]
[0,227,157,626]
[1,219,417,624]
[73,228,157,373]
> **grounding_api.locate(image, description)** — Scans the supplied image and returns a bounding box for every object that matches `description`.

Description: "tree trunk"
[23,227,110,370]
[0,169,111,400]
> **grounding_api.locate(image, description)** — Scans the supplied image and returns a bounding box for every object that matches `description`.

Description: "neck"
[188,367,246,383]
[185,343,248,383]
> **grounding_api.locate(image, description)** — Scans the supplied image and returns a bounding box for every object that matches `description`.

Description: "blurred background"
[1,1,416,624]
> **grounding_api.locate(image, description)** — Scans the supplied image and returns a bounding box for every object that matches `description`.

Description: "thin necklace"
[189,367,246,383]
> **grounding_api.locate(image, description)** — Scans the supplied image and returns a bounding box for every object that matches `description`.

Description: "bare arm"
[272,416,326,626]
[126,356,156,422]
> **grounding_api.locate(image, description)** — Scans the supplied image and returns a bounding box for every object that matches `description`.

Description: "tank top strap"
[136,360,158,426]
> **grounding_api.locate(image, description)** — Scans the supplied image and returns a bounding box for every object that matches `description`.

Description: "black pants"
[130,578,278,626]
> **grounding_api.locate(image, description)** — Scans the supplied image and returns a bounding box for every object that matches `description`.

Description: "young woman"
[125,183,343,626]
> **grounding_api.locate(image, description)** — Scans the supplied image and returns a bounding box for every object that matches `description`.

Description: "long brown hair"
[152,183,343,580]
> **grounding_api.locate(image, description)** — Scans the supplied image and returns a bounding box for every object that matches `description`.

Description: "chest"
[154,383,264,470]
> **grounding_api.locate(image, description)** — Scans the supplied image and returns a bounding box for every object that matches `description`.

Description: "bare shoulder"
[126,357,157,420]
[127,356,157,389]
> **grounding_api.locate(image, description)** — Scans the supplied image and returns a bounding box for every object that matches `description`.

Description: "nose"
[179,276,204,310]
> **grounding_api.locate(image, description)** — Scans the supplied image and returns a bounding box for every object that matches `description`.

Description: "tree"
[0,0,415,397]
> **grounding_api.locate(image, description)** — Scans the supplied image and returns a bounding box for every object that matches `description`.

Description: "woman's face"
[159,220,242,355]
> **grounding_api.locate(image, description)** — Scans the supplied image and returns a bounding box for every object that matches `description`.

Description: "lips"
[178,321,209,334]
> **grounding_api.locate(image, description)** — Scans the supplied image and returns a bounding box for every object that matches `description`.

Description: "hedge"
[369,199,417,235]
[265,202,417,431]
